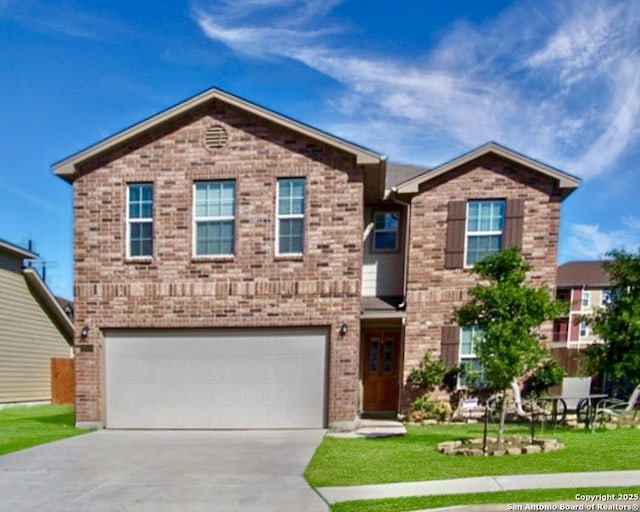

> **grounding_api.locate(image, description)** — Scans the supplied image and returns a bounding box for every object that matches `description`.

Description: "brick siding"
[402,154,561,410]
[72,99,363,426]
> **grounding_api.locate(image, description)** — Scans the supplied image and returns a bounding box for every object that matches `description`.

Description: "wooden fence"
[51,358,75,404]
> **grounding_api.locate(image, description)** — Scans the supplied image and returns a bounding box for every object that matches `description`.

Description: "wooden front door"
[362,332,400,411]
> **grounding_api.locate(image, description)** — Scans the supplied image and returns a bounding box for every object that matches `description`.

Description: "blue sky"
[2,0,640,300]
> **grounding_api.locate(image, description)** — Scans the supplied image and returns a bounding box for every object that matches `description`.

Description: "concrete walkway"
[317,470,640,504]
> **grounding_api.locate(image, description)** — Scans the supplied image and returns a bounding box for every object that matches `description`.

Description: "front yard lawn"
[0,405,86,456]
[305,423,640,487]
[331,487,640,512]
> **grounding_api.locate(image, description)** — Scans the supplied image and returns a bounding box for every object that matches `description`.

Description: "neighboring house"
[52,87,580,429]
[554,261,610,348]
[55,296,74,322]
[0,239,74,404]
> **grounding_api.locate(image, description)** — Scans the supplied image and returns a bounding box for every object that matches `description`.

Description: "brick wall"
[402,155,561,409]
[72,99,364,426]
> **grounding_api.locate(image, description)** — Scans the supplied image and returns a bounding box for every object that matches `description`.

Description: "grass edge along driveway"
[0,404,86,456]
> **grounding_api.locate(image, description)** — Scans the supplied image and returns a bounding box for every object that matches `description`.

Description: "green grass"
[305,423,640,487]
[331,487,640,512]
[0,405,86,456]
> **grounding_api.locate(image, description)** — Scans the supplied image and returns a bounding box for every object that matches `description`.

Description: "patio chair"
[555,376,596,425]
[510,380,534,419]
[487,381,551,423]
[594,384,640,429]
[559,377,592,412]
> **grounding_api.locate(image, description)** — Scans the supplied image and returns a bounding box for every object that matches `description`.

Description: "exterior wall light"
[80,326,89,340]
[339,323,348,336]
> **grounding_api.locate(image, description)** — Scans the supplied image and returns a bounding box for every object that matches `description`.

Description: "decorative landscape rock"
[437,436,564,456]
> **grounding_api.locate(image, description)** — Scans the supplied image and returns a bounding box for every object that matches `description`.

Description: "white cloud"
[193,0,640,179]
[193,0,342,57]
[527,3,627,86]
[565,222,640,260]
[0,0,131,40]
[622,216,640,231]
[0,183,64,214]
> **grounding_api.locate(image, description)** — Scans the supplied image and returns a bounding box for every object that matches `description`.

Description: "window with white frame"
[373,212,399,251]
[459,326,487,388]
[193,181,235,256]
[601,289,613,306]
[465,200,505,266]
[277,178,305,255]
[581,291,591,308]
[579,321,589,338]
[127,183,153,258]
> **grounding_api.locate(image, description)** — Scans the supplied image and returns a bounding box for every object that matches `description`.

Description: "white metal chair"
[487,381,552,423]
[595,384,640,428]
[560,377,592,412]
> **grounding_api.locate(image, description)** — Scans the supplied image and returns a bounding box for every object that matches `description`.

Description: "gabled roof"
[393,142,581,195]
[52,87,387,184]
[22,268,75,344]
[0,238,37,260]
[386,162,430,189]
[0,237,74,343]
[557,261,611,288]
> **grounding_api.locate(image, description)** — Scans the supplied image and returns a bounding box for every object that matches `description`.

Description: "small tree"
[584,248,640,396]
[523,358,565,398]
[454,248,566,443]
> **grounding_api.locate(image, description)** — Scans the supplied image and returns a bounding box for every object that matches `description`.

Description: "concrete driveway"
[0,429,328,512]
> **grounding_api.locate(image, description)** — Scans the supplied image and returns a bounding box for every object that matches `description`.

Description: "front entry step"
[327,419,407,438]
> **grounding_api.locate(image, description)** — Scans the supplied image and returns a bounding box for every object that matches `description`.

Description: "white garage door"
[104,328,328,429]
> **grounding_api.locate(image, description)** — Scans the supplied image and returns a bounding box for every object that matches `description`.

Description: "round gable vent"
[203,124,228,151]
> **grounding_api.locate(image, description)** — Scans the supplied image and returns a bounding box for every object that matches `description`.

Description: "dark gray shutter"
[445,201,466,269]
[441,325,460,369]
[503,198,524,250]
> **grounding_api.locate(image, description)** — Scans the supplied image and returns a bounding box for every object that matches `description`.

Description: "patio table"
[577,394,608,430]
[535,394,608,429]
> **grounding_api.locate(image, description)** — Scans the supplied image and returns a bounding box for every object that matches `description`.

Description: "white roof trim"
[0,240,37,260]
[53,88,385,181]
[394,142,581,194]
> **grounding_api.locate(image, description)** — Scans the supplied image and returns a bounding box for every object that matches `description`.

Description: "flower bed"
[437,436,564,456]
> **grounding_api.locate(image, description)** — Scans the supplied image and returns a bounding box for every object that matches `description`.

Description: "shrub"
[407,352,445,391]
[433,400,453,422]
[410,396,453,422]
[411,394,436,414]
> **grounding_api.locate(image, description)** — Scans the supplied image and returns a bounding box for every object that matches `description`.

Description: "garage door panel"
[105,328,327,429]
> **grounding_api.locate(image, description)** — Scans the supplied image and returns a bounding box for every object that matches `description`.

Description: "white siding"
[362,208,404,296]
[362,254,404,296]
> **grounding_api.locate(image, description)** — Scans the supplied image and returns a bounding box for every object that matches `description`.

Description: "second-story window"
[581,291,591,308]
[194,181,235,257]
[465,200,505,266]
[277,178,305,255]
[373,212,399,251]
[127,183,153,258]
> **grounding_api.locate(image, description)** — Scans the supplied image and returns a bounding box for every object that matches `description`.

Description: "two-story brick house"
[53,88,580,429]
